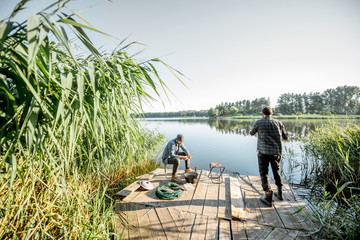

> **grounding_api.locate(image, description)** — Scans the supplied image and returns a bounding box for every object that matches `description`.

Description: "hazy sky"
[1,0,360,112]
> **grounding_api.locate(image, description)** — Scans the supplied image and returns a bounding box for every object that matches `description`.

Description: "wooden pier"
[115,168,319,239]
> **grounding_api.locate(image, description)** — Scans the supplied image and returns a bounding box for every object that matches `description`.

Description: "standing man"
[162,134,192,183]
[250,107,288,207]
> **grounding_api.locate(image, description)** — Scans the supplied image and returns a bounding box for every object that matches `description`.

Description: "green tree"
[277,93,294,114]
[250,97,270,113]
[230,106,239,115]
[308,92,324,114]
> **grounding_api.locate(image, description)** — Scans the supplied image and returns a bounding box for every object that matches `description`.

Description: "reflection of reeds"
[301,121,360,239]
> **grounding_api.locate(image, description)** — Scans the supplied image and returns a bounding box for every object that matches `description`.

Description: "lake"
[140,118,354,184]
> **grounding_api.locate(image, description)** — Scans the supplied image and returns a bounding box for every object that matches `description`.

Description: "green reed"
[303,121,360,187]
[302,120,360,239]
[0,1,174,238]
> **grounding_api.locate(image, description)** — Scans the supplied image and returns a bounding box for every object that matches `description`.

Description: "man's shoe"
[185,168,193,173]
[171,176,183,184]
[260,191,273,207]
[274,186,283,200]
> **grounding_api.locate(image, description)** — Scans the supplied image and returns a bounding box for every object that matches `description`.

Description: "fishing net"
[155,182,184,200]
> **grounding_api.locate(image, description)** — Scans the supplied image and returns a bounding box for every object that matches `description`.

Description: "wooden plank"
[237,175,265,224]
[268,181,310,231]
[177,211,197,240]
[116,202,143,240]
[115,168,162,200]
[287,186,319,231]
[218,219,231,240]
[224,177,232,220]
[167,207,186,230]
[231,220,247,240]
[158,169,200,209]
[188,170,210,215]
[218,176,231,219]
[147,206,167,240]
[156,207,180,239]
[202,175,220,218]
[254,225,273,239]
[247,175,285,228]
[269,179,318,232]
[190,214,208,240]
[295,231,313,240]
[115,203,130,240]
[264,227,297,240]
[128,175,167,208]
[244,221,264,239]
[135,205,155,239]
[205,217,219,240]
[229,176,245,220]
[126,203,142,240]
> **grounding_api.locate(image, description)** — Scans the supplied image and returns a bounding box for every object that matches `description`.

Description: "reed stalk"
[0,1,173,238]
[302,120,360,239]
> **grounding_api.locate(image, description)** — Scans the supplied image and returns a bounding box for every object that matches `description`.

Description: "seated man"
[162,134,192,183]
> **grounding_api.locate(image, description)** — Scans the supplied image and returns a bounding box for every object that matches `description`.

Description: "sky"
[1,0,360,112]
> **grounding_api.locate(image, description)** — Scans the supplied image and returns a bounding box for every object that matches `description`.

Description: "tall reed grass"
[302,121,360,239]
[303,121,360,188]
[0,1,174,238]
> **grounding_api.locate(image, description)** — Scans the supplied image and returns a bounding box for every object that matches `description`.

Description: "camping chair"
[208,162,225,183]
[164,162,174,179]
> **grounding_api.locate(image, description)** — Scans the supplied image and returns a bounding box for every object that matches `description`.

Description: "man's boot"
[274,186,283,200]
[260,191,273,207]
[171,175,183,184]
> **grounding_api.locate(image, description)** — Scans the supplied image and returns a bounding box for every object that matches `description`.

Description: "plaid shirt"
[250,116,288,155]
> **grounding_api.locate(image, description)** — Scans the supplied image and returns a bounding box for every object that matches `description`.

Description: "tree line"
[209,85,360,117]
[141,110,208,118]
[277,85,360,115]
[142,85,360,118]
[208,97,270,117]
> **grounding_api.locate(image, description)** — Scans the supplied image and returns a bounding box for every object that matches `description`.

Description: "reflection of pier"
[115,168,319,239]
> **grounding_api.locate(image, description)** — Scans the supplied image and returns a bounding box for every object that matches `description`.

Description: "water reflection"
[147,118,326,140]
[143,118,358,184]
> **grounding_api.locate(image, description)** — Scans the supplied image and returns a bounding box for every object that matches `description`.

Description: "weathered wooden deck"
[115,168,319,239]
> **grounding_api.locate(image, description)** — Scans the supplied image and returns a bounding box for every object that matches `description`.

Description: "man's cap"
[176,134,184,142]
[262,106,272,115]
[139,180,154,190]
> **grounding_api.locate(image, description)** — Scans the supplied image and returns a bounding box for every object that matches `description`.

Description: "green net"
[155,182,184,200]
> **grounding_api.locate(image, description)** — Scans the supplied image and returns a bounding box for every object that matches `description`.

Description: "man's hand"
[179,155,189,160]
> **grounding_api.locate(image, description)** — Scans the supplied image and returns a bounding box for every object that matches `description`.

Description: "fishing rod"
[241,111,257,122]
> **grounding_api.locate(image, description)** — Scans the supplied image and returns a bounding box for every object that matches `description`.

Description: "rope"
[155,182,184,200]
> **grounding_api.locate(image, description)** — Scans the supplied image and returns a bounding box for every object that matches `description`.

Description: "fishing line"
[241,111,257,122]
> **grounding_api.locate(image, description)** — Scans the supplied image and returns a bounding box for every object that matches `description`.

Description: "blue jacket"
[161,138,189,163]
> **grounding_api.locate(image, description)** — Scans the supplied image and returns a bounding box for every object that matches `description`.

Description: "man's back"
[250,116,288,155]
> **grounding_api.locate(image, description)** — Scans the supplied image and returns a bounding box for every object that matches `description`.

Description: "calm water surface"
[141,118,349,184]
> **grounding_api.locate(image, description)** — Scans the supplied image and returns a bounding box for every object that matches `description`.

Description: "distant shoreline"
[222,114,360,120]
[141,114,360,120]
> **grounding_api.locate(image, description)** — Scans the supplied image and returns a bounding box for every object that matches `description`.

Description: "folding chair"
[208,162,225,183]
[164,162,174,179]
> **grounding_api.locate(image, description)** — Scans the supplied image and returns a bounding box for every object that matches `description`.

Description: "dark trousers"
[167,152,190,176]
[258,153,283,192]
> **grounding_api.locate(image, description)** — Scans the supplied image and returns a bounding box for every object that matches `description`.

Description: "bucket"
[184,172,199,184]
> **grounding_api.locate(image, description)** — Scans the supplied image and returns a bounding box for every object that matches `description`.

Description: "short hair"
[262,106,273,115]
